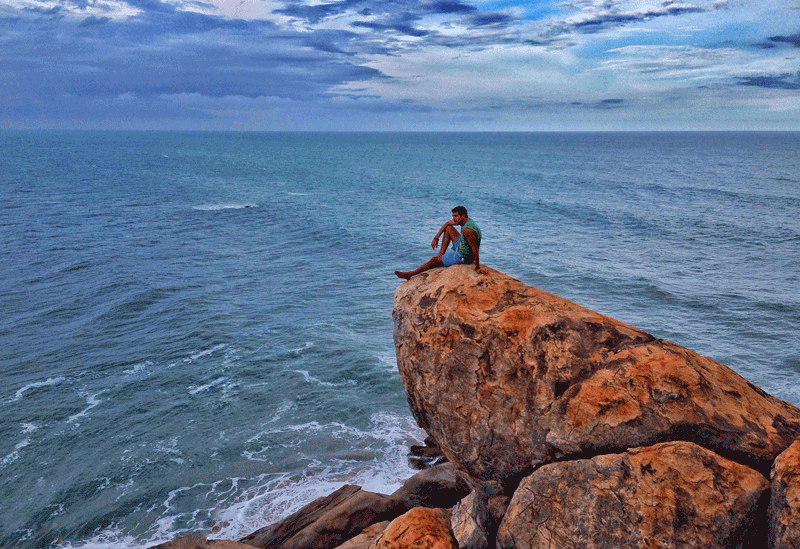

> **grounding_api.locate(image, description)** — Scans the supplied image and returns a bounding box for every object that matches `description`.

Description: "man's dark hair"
[452,206,468,217]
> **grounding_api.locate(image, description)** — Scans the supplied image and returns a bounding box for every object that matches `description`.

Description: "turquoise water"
[1,131,799,548]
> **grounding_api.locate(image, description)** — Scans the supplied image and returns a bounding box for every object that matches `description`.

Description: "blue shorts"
[442,237,465,266]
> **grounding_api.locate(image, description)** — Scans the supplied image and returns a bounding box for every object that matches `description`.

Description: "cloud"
[769,33,800,48]
[546,0,724,38]
[574,7,703,33]
[467,11,517,28]
[740,72,800,90]
[351,18,429,37]
[79,15,111,26]
[273,0,476,28]
[596,97,624,107]
[273,0,362,24]
[430,1,476,15]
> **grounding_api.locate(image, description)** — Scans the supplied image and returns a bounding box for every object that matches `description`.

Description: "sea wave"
[8,376,66,403]
[56,411,422,549]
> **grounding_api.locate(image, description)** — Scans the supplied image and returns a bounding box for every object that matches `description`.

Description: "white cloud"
[1,0,142,18]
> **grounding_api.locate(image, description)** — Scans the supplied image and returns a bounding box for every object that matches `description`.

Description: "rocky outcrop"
[497,441,768,549]
[156,266,800,549]
[393,266,800,485]
[769,438,800,548]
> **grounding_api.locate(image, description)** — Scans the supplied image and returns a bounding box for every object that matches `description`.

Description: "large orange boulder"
[496,441,768,549]
[392,266,800,485]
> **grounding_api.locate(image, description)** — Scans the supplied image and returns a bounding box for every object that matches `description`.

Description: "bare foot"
[395,270,412,280]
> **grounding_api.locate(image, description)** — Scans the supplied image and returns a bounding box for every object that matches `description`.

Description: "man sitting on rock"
[395,206,487,279]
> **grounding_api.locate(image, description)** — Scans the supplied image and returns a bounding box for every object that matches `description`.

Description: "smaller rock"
[370,508,457,549]
[409,446,447,469]
[408,437,448,470]
[334,521,391,549]
[451,489,510,549]
[769,438,800,548]
[451,492,490,549]
[391,463,469,509]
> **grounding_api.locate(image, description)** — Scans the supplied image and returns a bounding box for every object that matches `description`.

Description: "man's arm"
[462,228,487,274]
[431,219,457,250]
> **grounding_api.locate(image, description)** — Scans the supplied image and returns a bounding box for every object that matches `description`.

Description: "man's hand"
[431,236,439,250]
[475,266,488,275]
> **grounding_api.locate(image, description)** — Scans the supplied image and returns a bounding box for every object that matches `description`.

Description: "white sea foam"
[55,527,139,549]
[8,376,66,402]
[67,391,106,424]
[185,344,227,363]
[15,438,31,450]
[1,424,41,467]
[188,377,227,395]
[259,400,297,427]
[377,351,398,371]
[1,438,31,467]
[289,341,314,355]
[293,370,356,388]
[154,438,185,465]
[123,361,153,375]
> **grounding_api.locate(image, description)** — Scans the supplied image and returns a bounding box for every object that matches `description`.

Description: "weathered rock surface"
[497,441,769,549]
[393,265,800,484]
[392,463,469,510]
[370,508,457,549]
[769,438,800,548]
[451,491,490,549]
[334,521,391,549]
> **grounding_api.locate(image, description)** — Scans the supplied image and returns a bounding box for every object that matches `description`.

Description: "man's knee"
[444,225,460,241]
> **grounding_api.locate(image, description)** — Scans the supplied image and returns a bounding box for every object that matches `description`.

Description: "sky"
[1,0,798,130]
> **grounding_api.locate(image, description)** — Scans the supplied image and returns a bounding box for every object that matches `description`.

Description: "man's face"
[452,212,466,225]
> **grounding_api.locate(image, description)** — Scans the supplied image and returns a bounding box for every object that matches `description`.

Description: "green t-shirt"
[457,219,481,258]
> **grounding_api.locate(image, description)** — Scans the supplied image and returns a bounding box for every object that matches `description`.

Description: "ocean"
[1,131,798,548]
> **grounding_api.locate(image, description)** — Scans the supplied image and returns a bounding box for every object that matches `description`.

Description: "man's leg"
[395,255,444,279]
[437,225,461,258]
[395,227,462,279]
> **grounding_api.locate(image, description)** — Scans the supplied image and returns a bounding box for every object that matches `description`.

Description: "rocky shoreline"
[154,266,800,549]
